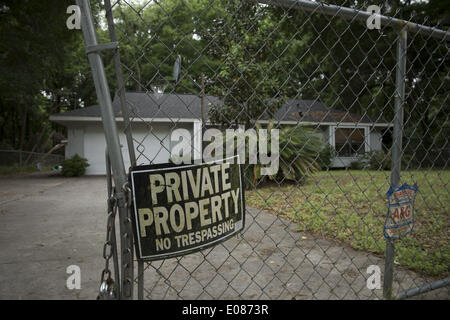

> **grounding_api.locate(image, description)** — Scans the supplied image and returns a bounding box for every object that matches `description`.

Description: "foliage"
[61,154,89,177]
[0,0,447,172]
[224,122,323,187]
[402,123,450,170]
[0,165,40,176]
[111,0,222,93]
[363,150,391,171]
[317,144,335,170]
[208,0,287,125]
[349,160,364,170]
[225,121,361,186]
[275,125,322,182]
[247,170,450,277]
[0,0,102,153]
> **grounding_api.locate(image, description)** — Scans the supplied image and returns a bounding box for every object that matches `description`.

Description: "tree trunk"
[39,131,55,153]
[12,108,17,148]
[135,62,141,92]
[19,104,28,152]
[25,127,48,164]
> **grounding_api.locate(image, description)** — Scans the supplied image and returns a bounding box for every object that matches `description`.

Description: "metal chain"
[97,195,118,300]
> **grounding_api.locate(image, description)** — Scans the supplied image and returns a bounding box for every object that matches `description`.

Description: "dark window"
[335,128,365,157]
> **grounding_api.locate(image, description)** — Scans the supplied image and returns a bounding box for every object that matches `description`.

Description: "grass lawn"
[0,164,56,176]
[246,170,449,277]
[0,165,41,175]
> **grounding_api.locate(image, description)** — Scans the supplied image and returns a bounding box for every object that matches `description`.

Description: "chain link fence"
[0,150,64,171]
[77,0,449,299]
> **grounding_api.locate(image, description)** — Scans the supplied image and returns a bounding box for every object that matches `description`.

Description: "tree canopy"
[0,0,447,167]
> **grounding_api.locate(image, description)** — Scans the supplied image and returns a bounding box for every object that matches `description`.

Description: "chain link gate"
[77,0,449,300]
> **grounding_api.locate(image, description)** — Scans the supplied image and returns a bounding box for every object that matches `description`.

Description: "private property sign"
[130,156,245,261]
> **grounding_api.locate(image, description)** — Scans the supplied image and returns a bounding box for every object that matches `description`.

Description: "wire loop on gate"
[107,196,116,207]
[122,263,132,297]
[122,182,131,193]
[122,182,133,209]
[123,278,132,297]
[103,241,113,260]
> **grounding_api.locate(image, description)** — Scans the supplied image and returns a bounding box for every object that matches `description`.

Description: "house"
[261,99,392,168]
[50,92,219,174]
[50,92,392,174]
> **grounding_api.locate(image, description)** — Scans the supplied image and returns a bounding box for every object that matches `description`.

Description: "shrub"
[251,122,323,184]
[317,144,334,170]
[363,150,391,170]
[276,125,322,182]
[61,154,89,177]
[223,122,324,187]
[349,160,364,170]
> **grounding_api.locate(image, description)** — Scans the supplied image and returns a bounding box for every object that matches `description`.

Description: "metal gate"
[77,0,449,300]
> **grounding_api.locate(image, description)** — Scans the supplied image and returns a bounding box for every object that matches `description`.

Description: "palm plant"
[229,121,323,187]
[272,123,323,182]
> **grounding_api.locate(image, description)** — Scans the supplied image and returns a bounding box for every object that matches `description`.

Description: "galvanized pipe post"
[384,27,407,300]
[104,0,136,167]
[76,0,133,299]
[251,0,450,41]
[103,0,143,299]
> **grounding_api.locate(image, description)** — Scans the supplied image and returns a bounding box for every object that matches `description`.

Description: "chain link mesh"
[97,0,448,299]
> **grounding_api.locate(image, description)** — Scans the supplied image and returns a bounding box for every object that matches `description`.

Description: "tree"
[111,0,222,94]
[0,0,101,152]
[208,0,287,126]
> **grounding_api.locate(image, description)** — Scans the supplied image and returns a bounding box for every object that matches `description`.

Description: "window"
[334,128,366,157]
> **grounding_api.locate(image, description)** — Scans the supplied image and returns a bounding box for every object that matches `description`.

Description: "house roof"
[267,99,389,124]
[50,92,220,121]
[50,92,391,126]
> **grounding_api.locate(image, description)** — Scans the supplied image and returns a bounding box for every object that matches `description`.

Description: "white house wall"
[369,129,382,152]
[66,121,386,173]
[327,125,384,168]
[66,127,84,159]
[82,122,194,175]
[258,124,384,168]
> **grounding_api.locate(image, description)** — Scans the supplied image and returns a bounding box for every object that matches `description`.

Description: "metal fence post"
[383,27,407,300]
[76,0,134,299]
[103,0,144,300]
[104,0,136,167]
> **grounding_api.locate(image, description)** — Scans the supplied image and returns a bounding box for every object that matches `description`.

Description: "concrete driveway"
[0,172,105,299]
[0,173,447,299]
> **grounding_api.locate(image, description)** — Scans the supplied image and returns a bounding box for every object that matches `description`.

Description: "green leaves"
[61,154,90,177]
[112,0,221,93]
[238,122,324,186]
[276,125,322,182]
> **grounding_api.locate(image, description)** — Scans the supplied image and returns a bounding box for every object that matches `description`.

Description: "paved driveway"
[0,173,105,299]
[0,173,447,299]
